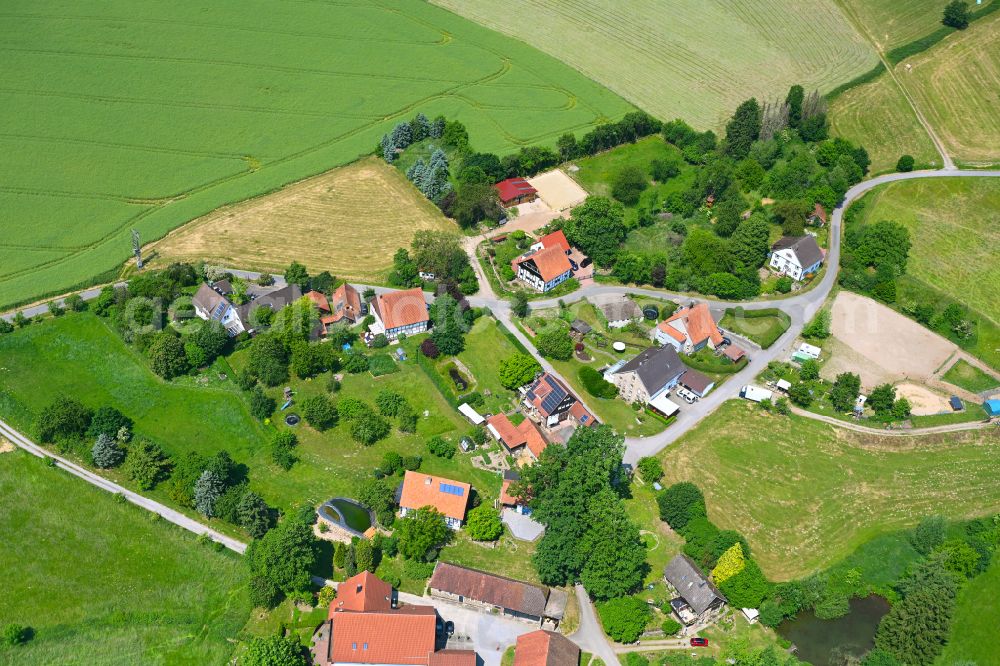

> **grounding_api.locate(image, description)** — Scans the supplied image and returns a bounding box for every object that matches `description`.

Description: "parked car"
[690,637,709,647]
[676,387,697,404]
[722,336,732,346]
[569,259,579,271]
[445,621,455,637]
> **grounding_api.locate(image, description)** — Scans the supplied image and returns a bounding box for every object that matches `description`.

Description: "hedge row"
[886,1,1000,65]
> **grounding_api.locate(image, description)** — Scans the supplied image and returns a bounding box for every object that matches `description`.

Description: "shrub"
[375,390,407,417]
[248,386,276,420]
[499,353,542,390]
[420,338,440,358]
[636,457,663,484]
[466,504,503,541]
[427,436,457,459]
[911,516,947,555]
[396,508,450,561]
[371,333,388,348]
[240,635,307,666]
[775,276,793,293]
[578,366,619,399]
[802,309,831,339]
[148,333,189,379]
[718,558,770,608]
[302,395,338,431]
[711,542,747,584]
[350,412,391,445]
[611,165,648,206]
[2,623,32,647]
[368,354,398,376]
[661,618,682,636]
[657,482,706,531]
[122,439,172,490]
[92,433,125,468]
[343,352,370,374]
[597,597,650,643]
[535,327,573,360]
[35,396,92,444]
[895,154,915,172]
[271,431,298,470]
[86,406,132,441]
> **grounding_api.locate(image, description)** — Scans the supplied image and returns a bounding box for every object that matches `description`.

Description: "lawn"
[660,400,1000,580]
[897,11,1000,164]
[431,0,876,130]
[829,71,940,173]
[719,308,791,349]
[837,0,996,52]
[452,317,525,414]
[0,450,250,664]
[942,359,1000,394]
[0,0,632,309]
[937,552,1000,665]
[149,158,457,284]
[854,178,1000,325]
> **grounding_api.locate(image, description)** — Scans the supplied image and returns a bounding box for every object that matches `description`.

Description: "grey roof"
[663,555,726,615]
[192,283,231,320]
[570,319,592,334]
[598,298,641,322]
[613,346,685,395]
[238,283,302,324]
[543,588,568,620]
[771,235,823,269]
[212,279,233,295]
[429,562,550,618]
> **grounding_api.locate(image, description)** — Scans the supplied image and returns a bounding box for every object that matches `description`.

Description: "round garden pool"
[285,414,300,426]
[316,498,374,536]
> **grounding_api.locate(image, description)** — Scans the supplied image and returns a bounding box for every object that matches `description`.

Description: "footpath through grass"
[0,451,250,664]
[661,400,1000,580]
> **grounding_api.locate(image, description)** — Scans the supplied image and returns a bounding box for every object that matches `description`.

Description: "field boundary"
[885,1,1000,64]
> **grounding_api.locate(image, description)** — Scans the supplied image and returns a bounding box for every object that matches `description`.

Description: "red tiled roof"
[723,345,745,361]
[536,230,570,253]
[495,177,537,204]
[656,320,687,343]
[514,630,580,666]
[811,203,827,224]
[373,288,428,331]
[398,471,470,521]
[523,246,572,283]
[307,290,331,312]
[569,401,596,427]
[662,303,723,347]
[329,283,362,323]
[499,479,519,506]
[519,419,548,458]
[488,414,524,448]
[329,605,437,665]
[428,650,477,666]
[331,571,392,616]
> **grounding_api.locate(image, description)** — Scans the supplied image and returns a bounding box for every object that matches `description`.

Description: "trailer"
[740,385,773,403]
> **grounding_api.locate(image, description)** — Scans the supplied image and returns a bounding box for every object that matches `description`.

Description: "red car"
[690,637,709,647]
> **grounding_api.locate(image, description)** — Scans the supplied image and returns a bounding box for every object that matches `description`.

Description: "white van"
[676,387,698,404]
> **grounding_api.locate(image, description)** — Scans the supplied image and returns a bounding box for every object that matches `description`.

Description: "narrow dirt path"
[788,405,993,436]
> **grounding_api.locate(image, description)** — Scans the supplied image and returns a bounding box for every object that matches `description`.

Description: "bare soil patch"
[894,382,952,416]
[827,291,956,387]
[0,438,15,454]
[527,169,588,211]
[149,158,456,283]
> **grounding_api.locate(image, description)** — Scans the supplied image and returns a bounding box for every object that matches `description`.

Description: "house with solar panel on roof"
[192,280,302,337]
[521,372,597,429]
[397,471,471,530]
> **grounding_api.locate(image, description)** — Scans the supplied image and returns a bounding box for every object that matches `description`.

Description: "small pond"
[317,498,374,535]
[777,596,890,666]
[285,413,300,426]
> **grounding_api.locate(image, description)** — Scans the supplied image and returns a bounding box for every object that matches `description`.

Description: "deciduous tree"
[396,507,450,561]
[499,353,541,389]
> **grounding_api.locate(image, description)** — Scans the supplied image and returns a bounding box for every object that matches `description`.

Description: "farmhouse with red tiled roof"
[512,246,572,293]
[369,288,428,340]
[398,471,471,529]
[312,571,477,666]
[486,413,549,460]
[654,303,723,354]
[514,630,580,666]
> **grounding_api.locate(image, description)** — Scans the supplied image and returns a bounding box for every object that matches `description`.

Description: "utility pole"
[131,229,143,270]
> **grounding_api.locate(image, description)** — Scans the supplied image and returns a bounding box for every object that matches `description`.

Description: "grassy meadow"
[661,400,1000,580]
[942,359,1000,394]
[937,553,1000,665]
[149,158,456,284]
[829,71,940,173]
[0,310,536,583]
[431,0,877,130]
[855,178,1000,324]
[0,0,632,309]
[0,451,250,665]
[898,11,1000,164]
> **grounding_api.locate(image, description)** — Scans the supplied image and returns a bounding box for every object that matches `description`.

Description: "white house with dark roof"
[608,345,687,404]
[769,235,824,281]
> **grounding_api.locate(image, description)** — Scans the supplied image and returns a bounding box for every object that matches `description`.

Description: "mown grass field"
[943,359,1000,394]
[0,451,250,665]
[897,11,1000,164]
[836,0,994,51]
[0,0,632,309]
[829,71,940,173]
[719,309,791,349]
[149,158,454,283]
[856,178,1000,324]
[661,401,1000,580]
[431,0,877,131]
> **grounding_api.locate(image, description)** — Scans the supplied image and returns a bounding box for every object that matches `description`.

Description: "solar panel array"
[439,482,465,497]
[539,376,567,414]
[212,302,228,320]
